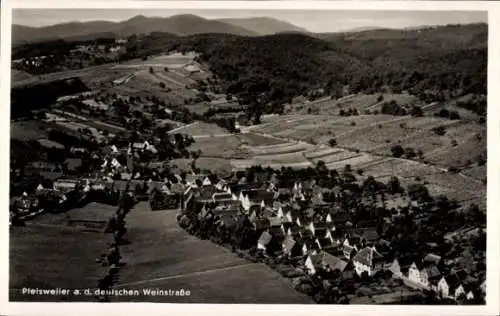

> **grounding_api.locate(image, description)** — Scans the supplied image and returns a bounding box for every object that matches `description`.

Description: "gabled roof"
[270,226,286,238]
[323,253,348,272]
[423,264,441,280]
[213,192,232,201]
[253,218,270,231]
[317,237,333,249]
[243,189,275,202]
[307,254,323,267]
[353,247,384,267]
[287,224,301,236]
[282,235,296,252]
[444,273,462,292]
[269,216,282,227]
[423,253,442,266]
[354,227,379,242]
[258,231,272,246]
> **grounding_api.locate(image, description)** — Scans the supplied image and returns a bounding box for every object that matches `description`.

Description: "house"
[352,246,385,276]
[423,253,442,267]
[282,235,300,258]
[252,218,270,231]
[286,224,302,237]
[315,237,334,251]
[322,253,349,273]
[240,189,275,211]
[212,192,233,203]
[354,227,380,245]
[305,252,348,276]
[408,262,441,290]
[389,258,403,278]
[343,244,357,260]
[437,273,465,300]
[53,179,78,192]
[305,254,323,275]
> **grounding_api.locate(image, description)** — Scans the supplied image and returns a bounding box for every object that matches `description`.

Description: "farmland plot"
[188,135,249,159]
[169,122,229,137]
[420,172,485,201]
[231,159,312,170]
[310,150,361,164]
[461,165,487,182]
[248,142,314,156]
[336,117,456,152]
[171,157,233,176]
[325,153,376,170]
[238,133,286,147]
[112,203,311,303]
[362,158,445,179]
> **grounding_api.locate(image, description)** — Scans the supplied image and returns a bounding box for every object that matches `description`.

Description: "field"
[171,157,233,177]
[10,120,51,140]
[9,202,118,301]
[422,94,483,121]
[232,113,486,209]
[112,202,312,303]
[169,122,230,137]
[284,93,422,115]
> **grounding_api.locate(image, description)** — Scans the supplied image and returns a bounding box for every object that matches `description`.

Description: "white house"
[257,231,272,251]
[437,274,465,300]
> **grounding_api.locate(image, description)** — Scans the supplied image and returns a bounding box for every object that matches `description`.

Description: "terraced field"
[243,113,486,209]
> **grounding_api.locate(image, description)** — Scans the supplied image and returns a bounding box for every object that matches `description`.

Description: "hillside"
[12,14,257,44]
[155,24,486,114]
[217,17,308,35]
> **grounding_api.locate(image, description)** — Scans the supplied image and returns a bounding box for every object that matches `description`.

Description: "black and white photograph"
[2,1,497,313]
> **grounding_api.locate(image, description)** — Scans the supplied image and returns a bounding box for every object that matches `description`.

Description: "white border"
[1,1,499,316]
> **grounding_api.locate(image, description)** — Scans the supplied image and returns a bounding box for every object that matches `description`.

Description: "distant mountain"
[217,17,308,35]
[12,14,258,44]
[338,26,384,33]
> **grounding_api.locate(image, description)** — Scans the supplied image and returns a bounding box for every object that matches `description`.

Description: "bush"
[432,126,447,136]
[391,145,405,158]
[404,147,417,159]
[449,111,461,120]
[410,106,423,117]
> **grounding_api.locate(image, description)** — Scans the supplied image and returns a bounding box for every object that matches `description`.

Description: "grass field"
[169,122,229,137]
[112,202,312,303]
[171,157,233,177]
[9,203,118,302]
[11,120,51,141]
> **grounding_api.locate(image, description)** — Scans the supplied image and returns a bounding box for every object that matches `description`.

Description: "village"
[9,15,487,305]
[10,116,487,303]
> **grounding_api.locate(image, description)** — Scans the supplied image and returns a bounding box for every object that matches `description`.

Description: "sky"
[12,9,487,32]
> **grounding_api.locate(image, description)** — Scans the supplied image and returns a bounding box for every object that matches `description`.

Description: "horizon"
[13,9,487,33]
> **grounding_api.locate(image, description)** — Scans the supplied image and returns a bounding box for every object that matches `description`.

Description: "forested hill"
[146,23,486,112]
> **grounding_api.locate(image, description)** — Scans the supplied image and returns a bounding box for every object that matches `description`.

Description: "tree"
[404,147,417,159]
[432,126,446,136]
[410,106,423,117]
[391,145,405,158]
[149,66,154,74]
[387,176,403,194]
[449,111,461,120]
[328,138,337,147]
